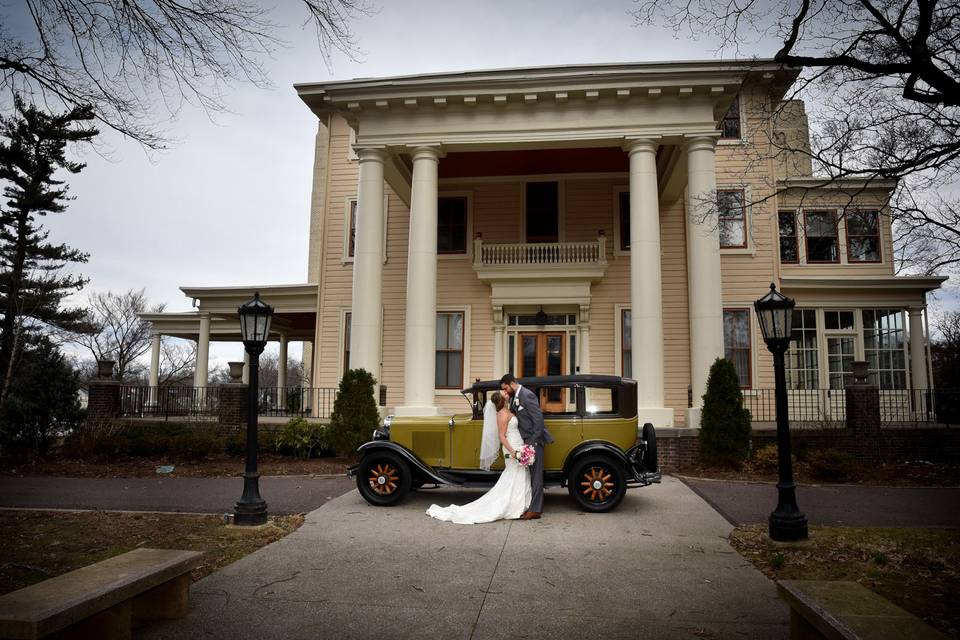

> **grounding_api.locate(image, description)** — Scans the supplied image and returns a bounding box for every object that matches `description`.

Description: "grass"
[729,525,960,637]
[0,510,304,596]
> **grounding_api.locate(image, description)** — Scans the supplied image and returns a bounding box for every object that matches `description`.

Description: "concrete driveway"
[141,477,788,639]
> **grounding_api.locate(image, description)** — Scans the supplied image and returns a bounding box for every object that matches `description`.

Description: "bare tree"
[0,0,372,148]
[159,339,196,387]
[632,0,960,280]
[71,289,164,382]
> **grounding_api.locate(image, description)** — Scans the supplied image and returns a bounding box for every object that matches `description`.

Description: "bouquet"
[515,444,536,468]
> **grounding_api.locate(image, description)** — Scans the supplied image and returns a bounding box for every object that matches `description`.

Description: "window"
[805,211,839,263]
[824,310,855,330]
[342,312,352,376]
[778,211,799,263]
[347,200,357,258]
[618,191,630,251]
[862,309,906,389]
[621,309,632,378]
[436,312,464,389]
[786,310,819,389]
[847,210,881,262]
[525,182,559,243]
[721,97,741,139]
[723,309,751,388]
[718,189,747,248]
[585,387,619,415]
[438,197,468,254]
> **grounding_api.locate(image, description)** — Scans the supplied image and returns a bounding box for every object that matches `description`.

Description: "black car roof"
[462,374,636,394]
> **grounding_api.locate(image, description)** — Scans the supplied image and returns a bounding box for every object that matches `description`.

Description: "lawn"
[730,525,960,638]
[0,510,304,596]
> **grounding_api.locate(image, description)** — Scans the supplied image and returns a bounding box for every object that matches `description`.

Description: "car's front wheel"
[357,451,412,506]
[567,454,627,513]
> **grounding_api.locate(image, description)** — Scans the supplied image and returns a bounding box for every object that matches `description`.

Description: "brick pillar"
[218,383,249,431]
[87,360,120,423]
[846,361,881,464]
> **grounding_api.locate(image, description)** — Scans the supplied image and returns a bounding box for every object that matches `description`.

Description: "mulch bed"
[730,525,960,637]
[0,510,305,596]
[678,461,960,486]
[0,454,352,478]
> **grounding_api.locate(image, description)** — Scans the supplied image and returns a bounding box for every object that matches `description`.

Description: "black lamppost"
[754,283,808,542]
[234,291,273,526]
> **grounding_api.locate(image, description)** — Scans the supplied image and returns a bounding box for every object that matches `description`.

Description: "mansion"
[143,60,945,428]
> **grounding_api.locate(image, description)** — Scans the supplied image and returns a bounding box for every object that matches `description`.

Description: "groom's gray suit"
[510,385,554,513]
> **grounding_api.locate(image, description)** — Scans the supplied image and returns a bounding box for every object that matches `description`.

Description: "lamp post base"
[769,501,809,542]
[233,472,268,526]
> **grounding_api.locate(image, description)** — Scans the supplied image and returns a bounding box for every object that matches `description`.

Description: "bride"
[426,391,531,524]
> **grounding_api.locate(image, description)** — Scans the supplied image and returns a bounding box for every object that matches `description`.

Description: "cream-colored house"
[143,60,945,427]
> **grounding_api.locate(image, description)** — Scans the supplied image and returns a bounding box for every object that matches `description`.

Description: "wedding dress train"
[426,416,531,524]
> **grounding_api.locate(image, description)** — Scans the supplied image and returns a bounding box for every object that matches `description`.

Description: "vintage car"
[349,375,660,512]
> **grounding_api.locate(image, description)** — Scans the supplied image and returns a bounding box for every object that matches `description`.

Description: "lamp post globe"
[754,283,808,542]
[234,292,274,526]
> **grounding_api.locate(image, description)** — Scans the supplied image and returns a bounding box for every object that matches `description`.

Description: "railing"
[473,233,607,267]
[744,388,960,426]
[119,385,339,421]
[120,385,220,420]
[258,387,339,420]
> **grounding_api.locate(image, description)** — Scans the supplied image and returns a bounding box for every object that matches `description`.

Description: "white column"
[578,304,591,374]
[148,333,161,406]
[909,308,928,390]
[278,333,288,389]
[350,147,387,385]
[492,306,505,378]
[685,134,725,428]
[194,313,210,387]
[242,350,250,385]
[624,138,673,427]
[397,146,442,416]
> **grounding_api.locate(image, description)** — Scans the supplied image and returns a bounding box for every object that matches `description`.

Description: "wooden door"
[517,332,566,412]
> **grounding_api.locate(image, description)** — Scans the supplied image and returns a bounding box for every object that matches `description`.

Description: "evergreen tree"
[699,357,752,469]
[327,368,380,455]
[0,96,97,400]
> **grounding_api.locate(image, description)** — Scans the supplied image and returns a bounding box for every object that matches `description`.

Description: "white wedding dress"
[426,416,531,524]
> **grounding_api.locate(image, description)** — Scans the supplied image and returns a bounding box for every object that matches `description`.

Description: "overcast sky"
[20,1,952,368]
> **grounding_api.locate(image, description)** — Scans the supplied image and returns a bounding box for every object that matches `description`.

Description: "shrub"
[169,430,220,460]
[805,448,859,482]
[64,420,127,461]
[273,418,333,459]
[750,444,780,473]
[699,358,752,469]
[121,422,186,457]
[327,368,379,455]
[225,428,280,457]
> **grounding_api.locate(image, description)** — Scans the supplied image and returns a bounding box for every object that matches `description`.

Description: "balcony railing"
[744,388,959,426]
[119,386,339,421]
[473,233,607,268]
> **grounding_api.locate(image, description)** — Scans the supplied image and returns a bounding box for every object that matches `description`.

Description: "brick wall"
[87,380,120,423]
[217,384,249,431]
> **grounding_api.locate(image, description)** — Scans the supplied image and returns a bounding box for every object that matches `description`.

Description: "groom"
[500,373,554,520]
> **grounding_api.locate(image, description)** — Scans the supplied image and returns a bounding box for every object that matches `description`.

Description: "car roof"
[462,374,636,393]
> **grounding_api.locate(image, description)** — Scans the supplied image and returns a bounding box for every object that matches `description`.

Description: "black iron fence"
[119,385,339,421]
[120,385,220,420]
[744,388,960,426]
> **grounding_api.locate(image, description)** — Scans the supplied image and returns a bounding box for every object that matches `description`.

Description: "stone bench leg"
[62,599,131,640]
[132,573,192,625]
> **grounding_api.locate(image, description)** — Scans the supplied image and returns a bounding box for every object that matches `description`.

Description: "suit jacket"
[510,385,555,446]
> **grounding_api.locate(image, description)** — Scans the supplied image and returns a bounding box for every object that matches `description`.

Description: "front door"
[518,332,566,412]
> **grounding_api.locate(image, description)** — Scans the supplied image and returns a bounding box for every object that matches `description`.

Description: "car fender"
[562,440,631,479]
[357,441,449,485]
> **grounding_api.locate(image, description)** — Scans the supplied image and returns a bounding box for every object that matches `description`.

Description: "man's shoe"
[519,511,541,520]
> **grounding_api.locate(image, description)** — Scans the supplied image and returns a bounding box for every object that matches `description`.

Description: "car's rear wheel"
[567,454,627,513]
[357,451,411,506]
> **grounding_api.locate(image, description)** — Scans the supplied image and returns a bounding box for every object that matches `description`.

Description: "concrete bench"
[777,580,948,640]
[0,548,202,640]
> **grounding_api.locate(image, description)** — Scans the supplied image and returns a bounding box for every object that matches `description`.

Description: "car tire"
[567,454,627,513]
[641,423,658,472]
[357,451,412,506]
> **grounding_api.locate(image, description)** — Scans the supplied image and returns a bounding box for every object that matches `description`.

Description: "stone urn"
[227,361,244,382]
[851,360,869,385]
[96,359,115,379]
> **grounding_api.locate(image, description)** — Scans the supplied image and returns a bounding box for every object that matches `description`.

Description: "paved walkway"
[140,477,788,640]
[681,477,960,528]
[0,476,354,514]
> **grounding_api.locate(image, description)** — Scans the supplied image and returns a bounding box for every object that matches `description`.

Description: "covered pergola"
[140,283,318,389]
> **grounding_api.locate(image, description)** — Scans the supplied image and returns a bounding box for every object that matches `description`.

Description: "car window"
[531,385,578,416]
[584,387,619,416]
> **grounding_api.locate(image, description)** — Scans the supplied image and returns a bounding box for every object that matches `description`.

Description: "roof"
[781,275,947,293]
[463,374,636,394]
